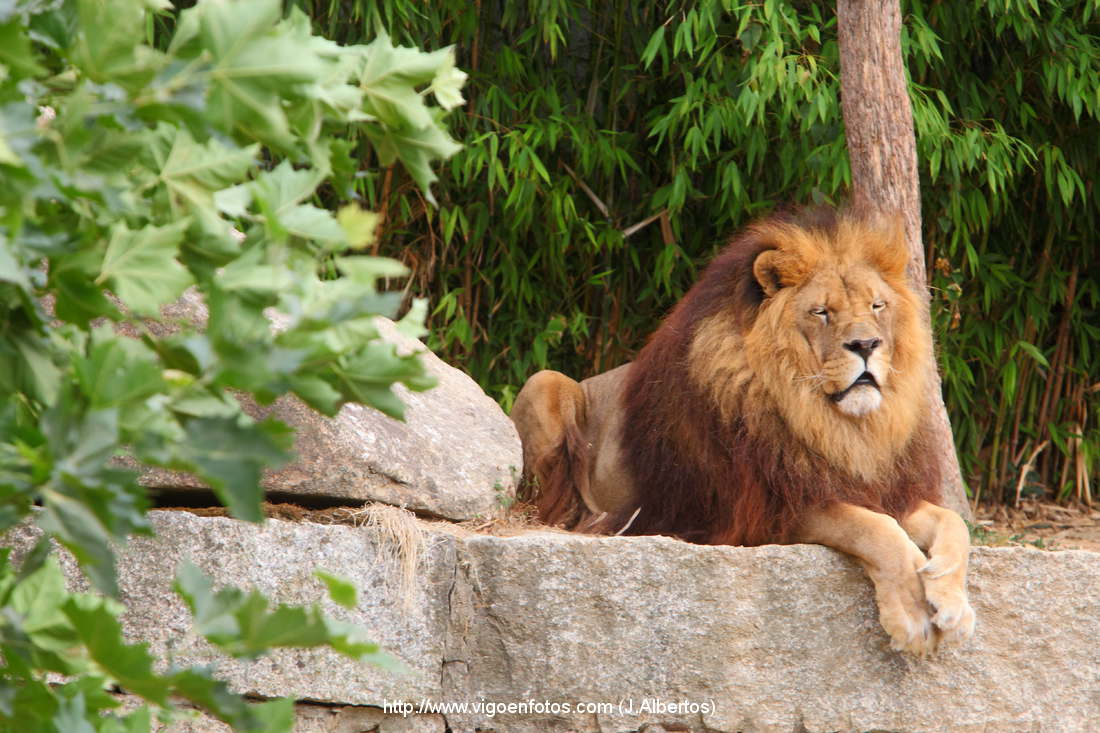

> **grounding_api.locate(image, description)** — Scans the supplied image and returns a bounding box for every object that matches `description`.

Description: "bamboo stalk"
[1084,395,1092,507]
[1079,401,1092,507]
[1047,267,1077,424]
[371,165,394,255]
[989,348,1013,497]
[1005,355,1033,482]
[1037,267,1076,486]
[1015,440,1049,508]
[1058,443,1073,501]
[1007,225,1049,472]
[1072,421,1084,504]
[622,210,665,238]
[1070,377,1090,506]
[562,162,611,218]
[465,0,481,121]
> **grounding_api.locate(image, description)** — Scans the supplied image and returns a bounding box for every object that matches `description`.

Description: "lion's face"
[689,214,931,480]
[785,264,899,418]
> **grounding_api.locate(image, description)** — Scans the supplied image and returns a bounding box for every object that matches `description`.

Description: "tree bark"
[836,0,971,519]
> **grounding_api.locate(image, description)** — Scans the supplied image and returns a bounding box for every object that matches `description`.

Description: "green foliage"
[306,0,1097,505]
[904,1,1099,504]
[314,568,359,609]
[0,549,355,731]
[0,0,464,729]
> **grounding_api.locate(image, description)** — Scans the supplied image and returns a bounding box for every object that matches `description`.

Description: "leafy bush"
[0,0,463,728]
[307,0,1098,504]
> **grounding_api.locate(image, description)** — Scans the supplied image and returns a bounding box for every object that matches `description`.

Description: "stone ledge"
[7,511,1098,733]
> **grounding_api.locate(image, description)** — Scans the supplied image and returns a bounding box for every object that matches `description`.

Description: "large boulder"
[7,511,1098,732]
[126,291,520,521]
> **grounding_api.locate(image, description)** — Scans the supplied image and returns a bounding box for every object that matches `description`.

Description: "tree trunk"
[836,0,971,519]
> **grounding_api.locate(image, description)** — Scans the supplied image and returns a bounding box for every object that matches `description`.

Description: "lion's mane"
[615,207,941,545]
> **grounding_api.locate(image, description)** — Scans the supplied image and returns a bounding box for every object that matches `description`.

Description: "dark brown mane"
[614,213,941,545]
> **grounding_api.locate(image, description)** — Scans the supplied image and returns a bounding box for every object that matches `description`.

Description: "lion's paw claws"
[888,627,938,657]
[930,597,976,643]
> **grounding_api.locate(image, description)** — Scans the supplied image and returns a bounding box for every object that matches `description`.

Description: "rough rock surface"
[8,512,1098,733]
[7,513,455,703]
[447,534,1100,733]
[127,291,520,521]
[113,696,445,733]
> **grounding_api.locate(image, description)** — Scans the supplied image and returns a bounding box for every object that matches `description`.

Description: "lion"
[511,206,975,656]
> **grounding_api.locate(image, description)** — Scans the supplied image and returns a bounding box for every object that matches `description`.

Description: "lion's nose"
[844,337,882,360]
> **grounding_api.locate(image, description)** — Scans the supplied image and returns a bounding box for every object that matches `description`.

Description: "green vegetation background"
[302,0,1099,507]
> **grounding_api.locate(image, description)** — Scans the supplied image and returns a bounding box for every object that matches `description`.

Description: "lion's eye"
[810,306,828,321]
[872,300,886,312]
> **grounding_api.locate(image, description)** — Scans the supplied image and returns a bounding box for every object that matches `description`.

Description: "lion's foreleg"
[900,501,976,644]
[797,502,938,656]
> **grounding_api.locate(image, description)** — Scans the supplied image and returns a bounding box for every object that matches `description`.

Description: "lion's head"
[690,210,931,483]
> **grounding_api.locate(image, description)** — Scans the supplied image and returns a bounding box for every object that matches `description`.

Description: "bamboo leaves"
[348,0,1095,502]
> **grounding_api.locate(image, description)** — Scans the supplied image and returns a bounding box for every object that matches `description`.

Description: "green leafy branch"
[0,0,465,729]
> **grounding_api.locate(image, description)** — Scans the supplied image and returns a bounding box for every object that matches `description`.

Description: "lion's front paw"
[873,548,939,656]
[930,594,975,643]
[878,601,936,656]
[920,556,976,644]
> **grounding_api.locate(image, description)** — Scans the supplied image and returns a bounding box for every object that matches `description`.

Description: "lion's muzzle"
[844,337,882,360]
[831,371,880,402]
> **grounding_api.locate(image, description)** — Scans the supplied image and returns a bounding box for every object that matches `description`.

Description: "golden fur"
[688,215,929,484]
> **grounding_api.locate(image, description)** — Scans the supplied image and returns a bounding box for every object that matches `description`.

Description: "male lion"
[511,206,975,656]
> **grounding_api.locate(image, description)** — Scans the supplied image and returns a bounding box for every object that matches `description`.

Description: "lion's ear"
[753,250,787,297]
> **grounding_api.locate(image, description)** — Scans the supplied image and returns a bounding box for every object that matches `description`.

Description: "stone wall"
[8,512,1099,733]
